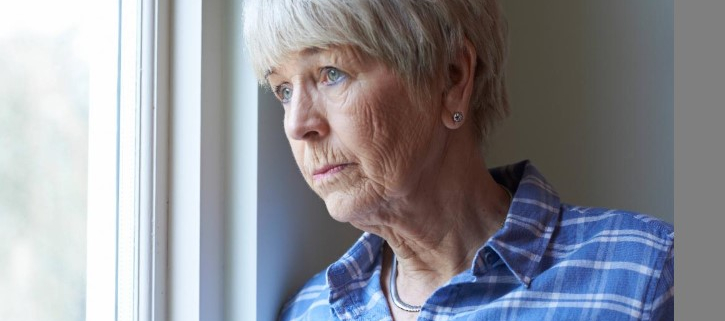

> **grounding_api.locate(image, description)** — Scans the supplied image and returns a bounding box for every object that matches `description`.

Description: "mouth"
[312,163,351,181]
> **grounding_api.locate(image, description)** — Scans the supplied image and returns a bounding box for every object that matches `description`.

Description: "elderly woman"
[243,0,674,320]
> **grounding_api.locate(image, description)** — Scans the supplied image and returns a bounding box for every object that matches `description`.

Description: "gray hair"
[243,0,509,141]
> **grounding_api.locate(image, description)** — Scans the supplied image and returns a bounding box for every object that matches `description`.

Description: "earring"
[453,111,464,123]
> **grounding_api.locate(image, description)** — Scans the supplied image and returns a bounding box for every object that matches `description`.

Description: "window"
[2,1,341,320]
[0,1,108,320]
[1,1,159,320]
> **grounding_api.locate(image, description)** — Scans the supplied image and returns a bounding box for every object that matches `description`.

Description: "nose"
[284,86,329,141]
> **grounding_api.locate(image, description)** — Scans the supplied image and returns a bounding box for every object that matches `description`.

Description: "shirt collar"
[326,232,386,319]
[326,232,384,293]
[478,160,561,287]
[325,160,561,294]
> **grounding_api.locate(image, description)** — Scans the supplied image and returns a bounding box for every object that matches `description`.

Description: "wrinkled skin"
[266,46,449,225]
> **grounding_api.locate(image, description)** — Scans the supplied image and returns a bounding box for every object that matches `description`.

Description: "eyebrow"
[263,47,325,81]
[263,69,274,81]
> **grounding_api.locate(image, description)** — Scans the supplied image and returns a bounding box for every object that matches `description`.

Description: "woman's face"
[266,46,448,223]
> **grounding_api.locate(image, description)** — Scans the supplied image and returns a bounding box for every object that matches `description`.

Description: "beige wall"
[488,0,673,223]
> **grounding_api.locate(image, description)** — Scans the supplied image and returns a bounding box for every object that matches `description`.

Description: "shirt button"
[484,251,498,266]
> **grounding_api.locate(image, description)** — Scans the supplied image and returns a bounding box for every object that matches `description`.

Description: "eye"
[322,67,346,85]
[273,84,293,103]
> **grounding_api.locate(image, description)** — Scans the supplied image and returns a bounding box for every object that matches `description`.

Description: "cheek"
[345,87,433,185]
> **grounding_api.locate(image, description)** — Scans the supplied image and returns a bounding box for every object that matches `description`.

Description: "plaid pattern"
[279,160,674,321]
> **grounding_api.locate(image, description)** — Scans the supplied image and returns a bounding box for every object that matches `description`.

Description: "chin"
[323,195,356,223]
[322,191,378,224]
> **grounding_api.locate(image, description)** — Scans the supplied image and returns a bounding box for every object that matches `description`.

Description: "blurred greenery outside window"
[1,1,124,320]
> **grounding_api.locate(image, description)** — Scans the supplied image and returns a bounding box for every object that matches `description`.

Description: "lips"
[312,163,351,181]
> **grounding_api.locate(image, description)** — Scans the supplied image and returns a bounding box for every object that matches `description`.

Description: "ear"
[441,38,477,129]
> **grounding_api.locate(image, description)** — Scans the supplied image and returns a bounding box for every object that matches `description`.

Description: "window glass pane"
[0,1,116,320]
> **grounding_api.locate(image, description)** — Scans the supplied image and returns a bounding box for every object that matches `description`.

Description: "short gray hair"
[243,0,509,141]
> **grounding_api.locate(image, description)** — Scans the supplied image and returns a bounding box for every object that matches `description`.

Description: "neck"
[351,137,511,301]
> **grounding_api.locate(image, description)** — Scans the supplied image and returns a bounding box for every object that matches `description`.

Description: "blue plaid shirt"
[279,160,674,321]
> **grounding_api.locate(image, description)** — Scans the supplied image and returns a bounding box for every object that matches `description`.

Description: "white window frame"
[135,0,257,320]
[165,0,257,320]
[86,0,168,320]
[139,0,168,320]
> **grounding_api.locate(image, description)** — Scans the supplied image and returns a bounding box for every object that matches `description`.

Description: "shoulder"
[549,205,674,274]
[550,205,674,316]
[558,204,674,244]
[531,205,674,319]
[553,204,674,264]
[542,204,674,269]
[278,271,334,321]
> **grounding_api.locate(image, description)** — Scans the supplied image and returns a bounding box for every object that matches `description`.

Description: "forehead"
[265,46,374,80]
